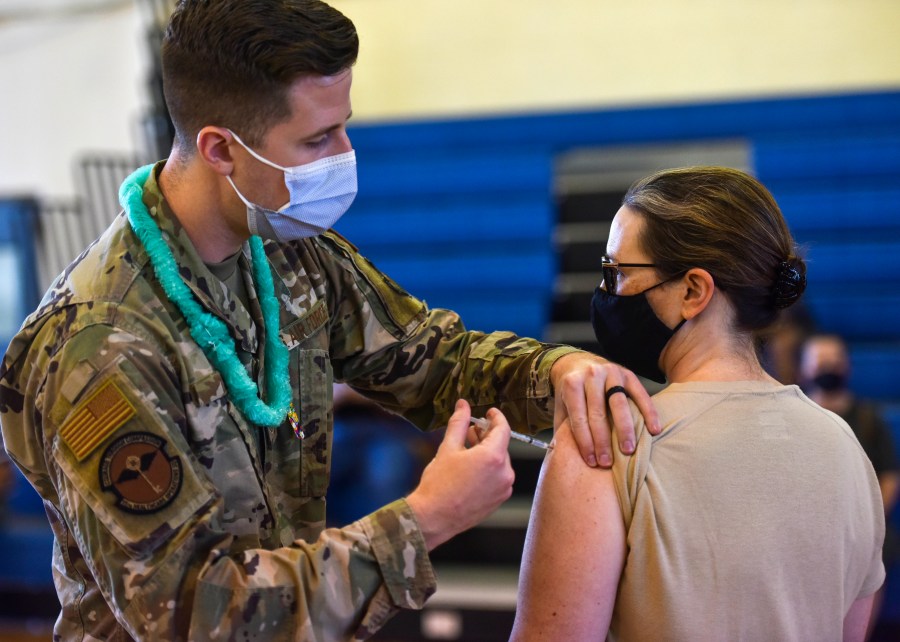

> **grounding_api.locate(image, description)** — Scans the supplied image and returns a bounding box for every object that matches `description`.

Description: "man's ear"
[196,126,235,176]
[681,268,715,320]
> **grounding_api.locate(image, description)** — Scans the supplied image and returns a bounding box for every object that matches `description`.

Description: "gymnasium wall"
[1,0,899,198]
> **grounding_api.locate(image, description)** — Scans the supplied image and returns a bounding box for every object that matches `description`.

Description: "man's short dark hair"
[162,0,358,154]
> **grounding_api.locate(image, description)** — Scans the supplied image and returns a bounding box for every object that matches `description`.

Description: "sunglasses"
[601,256,659,294]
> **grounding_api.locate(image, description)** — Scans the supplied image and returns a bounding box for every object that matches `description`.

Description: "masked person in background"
[0,1,659,640]
[512,167,885,642]
[800,334,900,512]
[801,333,900,637]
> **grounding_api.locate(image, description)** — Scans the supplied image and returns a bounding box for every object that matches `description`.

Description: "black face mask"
[589,282,686,383]
[811,371,848,393]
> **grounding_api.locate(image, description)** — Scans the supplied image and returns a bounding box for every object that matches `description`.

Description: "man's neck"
[158,156,248,263]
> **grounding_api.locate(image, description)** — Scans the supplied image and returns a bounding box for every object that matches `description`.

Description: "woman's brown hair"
[623,166,806,332]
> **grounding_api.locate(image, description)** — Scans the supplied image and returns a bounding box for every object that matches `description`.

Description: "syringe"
[469,416,553,451]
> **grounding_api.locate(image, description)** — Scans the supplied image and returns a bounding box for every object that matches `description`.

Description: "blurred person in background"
[801,332,900,637]
[757,300,817,385]
[800,334,900,512]
[512,167,884,641]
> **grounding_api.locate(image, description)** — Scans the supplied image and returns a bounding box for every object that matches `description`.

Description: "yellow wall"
[332,0,900,121]
[3,1,899,198]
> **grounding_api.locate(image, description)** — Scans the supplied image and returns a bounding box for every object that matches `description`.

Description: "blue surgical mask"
[226,130,357,242]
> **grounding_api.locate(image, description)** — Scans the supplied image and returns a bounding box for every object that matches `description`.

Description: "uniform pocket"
[296,349,333,497]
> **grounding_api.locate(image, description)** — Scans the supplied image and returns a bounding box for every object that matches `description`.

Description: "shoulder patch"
[99,432,183,514]
[60,380,136,461]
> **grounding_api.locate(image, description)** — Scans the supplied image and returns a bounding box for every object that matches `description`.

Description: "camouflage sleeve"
[317,232,580,433]
[190,500,434,641]
[18,319,434,640]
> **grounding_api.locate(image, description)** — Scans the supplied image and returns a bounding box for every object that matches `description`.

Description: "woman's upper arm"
[511,420,626,641]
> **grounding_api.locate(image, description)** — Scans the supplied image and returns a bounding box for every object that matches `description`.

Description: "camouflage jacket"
[0,163,576,641]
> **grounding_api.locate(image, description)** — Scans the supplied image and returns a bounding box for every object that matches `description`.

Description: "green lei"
[119,164,292,428]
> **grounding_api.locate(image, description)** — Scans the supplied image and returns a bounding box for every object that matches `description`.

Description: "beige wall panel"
[333,0,900,120]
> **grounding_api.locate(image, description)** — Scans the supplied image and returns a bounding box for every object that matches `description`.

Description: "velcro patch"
[60,380,136,461]
[281,298,329,347]
[99,432,182,514]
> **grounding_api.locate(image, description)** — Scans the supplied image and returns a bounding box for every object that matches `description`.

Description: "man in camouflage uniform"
[0,1,655,640]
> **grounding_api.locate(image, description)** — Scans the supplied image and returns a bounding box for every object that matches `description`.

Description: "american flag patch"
[60,380,136,462]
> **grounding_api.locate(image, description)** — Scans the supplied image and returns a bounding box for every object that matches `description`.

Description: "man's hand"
[406,399,515,551]
[550,352,660,468]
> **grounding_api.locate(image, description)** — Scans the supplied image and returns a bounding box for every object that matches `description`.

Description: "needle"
[469,416,553,451]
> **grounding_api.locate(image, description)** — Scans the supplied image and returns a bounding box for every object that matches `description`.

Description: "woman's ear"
[681,268,715,320]
[196,126,235,176]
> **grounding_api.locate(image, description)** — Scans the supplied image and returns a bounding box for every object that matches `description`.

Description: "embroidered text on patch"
[60,380,136,461]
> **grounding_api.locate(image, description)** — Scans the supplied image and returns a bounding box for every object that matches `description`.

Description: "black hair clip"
[773,260,806,309]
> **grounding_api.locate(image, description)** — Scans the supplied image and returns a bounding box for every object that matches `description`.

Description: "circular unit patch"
[99,432,183,514]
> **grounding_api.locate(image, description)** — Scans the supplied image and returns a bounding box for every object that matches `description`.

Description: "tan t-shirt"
[610,381,885,642]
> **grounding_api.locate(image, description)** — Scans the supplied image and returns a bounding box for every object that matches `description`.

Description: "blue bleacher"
[357,146,553,198]
[0,198,55,596]
[754,129,900,181]
[338,147,557,338]
[798,242,900,346]
[803,289,900,343]
[771,184,900,240]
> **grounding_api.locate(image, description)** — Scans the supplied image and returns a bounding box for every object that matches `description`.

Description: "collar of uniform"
[260,235,333,346]
[140,161,260,356]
